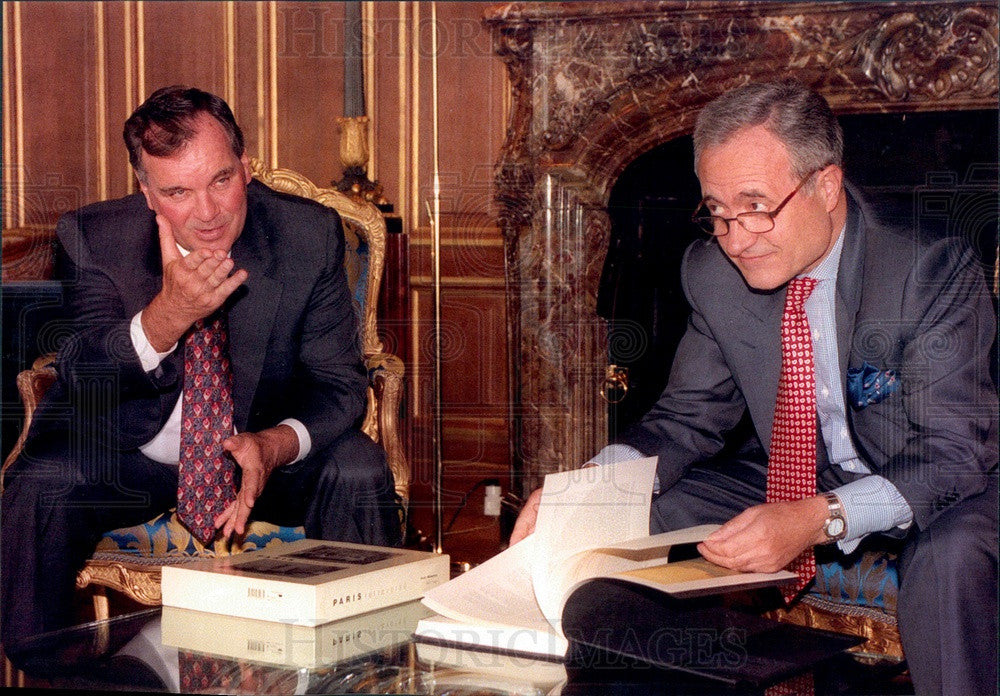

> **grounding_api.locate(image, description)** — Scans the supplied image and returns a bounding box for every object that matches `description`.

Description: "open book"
[416,458,794,659]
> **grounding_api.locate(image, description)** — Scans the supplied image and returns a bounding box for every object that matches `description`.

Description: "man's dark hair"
[123,85,245,181]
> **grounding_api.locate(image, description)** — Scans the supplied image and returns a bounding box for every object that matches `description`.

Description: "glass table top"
[4,603,907,695]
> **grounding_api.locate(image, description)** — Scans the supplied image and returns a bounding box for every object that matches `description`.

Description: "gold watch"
[822,492,847,542]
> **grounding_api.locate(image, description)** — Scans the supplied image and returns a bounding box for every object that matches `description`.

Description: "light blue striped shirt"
[594,226,913,551]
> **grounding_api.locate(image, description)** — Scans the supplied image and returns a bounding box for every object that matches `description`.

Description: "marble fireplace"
[484,1,999,490]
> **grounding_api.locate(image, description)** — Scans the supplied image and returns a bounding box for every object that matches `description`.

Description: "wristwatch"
[822,492,847,542]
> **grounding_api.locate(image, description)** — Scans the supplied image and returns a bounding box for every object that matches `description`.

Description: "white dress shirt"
[132,245,310,465]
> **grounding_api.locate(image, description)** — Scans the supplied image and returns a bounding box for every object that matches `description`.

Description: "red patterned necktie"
[177,313,237,545]
[766,277,818,602]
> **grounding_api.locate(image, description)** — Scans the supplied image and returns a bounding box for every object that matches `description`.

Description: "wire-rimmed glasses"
[691,170,819,237]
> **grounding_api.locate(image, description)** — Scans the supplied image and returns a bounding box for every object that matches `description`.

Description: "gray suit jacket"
[31,180,367,460]
[618,186,998,530]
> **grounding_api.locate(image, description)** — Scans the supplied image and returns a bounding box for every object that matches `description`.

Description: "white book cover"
[162,538,449,626]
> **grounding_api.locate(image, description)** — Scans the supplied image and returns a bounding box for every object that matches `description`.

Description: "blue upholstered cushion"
[810,548,899,614]
[93,510,305,561]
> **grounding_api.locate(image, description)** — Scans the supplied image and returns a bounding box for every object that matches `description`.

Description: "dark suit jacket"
[30,180,367,460]
[618,186,998,531]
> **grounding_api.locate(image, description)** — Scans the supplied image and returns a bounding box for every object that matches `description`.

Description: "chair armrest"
[2,354,58,485]
[362,352,408,506]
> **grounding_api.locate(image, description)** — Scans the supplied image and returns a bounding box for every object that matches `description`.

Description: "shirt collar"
[803,222,846,283]
[177,243,232,259]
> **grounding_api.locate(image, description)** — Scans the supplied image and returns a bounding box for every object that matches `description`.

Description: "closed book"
[161,601,433,668]
[161,539,449,626]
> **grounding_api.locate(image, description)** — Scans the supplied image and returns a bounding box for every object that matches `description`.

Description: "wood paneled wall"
[2,1,510,543]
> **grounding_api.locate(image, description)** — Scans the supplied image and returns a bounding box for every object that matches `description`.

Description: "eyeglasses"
[691,170,819,237]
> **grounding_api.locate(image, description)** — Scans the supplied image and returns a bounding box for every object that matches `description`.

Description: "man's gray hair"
[693,81,844,179]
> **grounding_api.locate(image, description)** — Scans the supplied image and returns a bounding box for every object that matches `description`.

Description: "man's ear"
[137,175,156,211]
[240,154,252,184]
[817,165,843,213]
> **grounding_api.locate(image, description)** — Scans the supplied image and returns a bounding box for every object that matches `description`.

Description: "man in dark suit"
[1,86,401,649]
[512,82,997,694]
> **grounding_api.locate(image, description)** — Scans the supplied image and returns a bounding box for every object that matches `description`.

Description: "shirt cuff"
[130,311,177,372]
[589,444,660,493]
[279,419,311,465]
[832,474,913,553]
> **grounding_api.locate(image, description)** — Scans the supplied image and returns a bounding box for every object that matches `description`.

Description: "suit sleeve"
[280,209,367,456]
[615,246,749,491]
[53,211,181,449]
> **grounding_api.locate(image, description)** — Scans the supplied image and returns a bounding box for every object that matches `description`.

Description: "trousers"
[0,427,401,652]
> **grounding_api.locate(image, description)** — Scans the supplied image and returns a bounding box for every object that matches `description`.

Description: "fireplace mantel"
[485,1,998,489]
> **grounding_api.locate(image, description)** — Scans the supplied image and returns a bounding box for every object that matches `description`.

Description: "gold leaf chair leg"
[3,655,24,688]
[92,586,110,622]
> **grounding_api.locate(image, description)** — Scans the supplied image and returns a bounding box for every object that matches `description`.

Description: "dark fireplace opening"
[599,109,999,440]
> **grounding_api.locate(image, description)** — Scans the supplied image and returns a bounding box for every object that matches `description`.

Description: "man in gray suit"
[512,82,997,694]
[1,86,401,649]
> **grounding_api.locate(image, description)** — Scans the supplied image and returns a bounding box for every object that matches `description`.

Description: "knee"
[2,453,77,508]
[900,503,997,597]
[650,487,700,534]
[314,431,394,495]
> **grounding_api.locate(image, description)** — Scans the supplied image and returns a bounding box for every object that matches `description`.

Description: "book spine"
[313,553,450,624]
[161,565,318,624]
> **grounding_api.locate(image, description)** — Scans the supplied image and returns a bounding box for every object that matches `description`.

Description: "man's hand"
[215,425,299,538]
[697,496,830,573]
[509,487,543,545]
[141,215,248,351]
[509,462,600,545]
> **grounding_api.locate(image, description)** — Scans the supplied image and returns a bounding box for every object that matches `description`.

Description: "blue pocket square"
[847,361,899,410]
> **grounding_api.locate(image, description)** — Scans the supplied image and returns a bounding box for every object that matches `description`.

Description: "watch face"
[827,517,846,538]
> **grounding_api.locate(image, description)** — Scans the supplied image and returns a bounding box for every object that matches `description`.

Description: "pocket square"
[847,361,899,410]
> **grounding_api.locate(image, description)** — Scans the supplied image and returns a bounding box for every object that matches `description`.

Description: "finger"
[213,268,248,300]
[225,497,252,537]
[698,542,753,571]
[510,508,536,545]
[222,434,248,456]
[205,257,236,286]
[156,215,183,267]
[215,501,236,529]
[222,499,243,538]
[708,509,755,542]
[191,253,230,278]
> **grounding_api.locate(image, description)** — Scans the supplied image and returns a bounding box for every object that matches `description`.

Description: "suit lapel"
[738,287,784,450]
[227,198,283,431]
[835,188,866,382]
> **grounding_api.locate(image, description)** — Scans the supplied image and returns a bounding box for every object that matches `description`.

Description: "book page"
[421,536,552,635]
[530,457,657,628]
[559,525,795,600]
[615,559,796,597]
[556,525,721,593]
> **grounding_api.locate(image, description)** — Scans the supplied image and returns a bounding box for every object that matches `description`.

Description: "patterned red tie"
[766,277,818,602]
[177,313,237,545]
